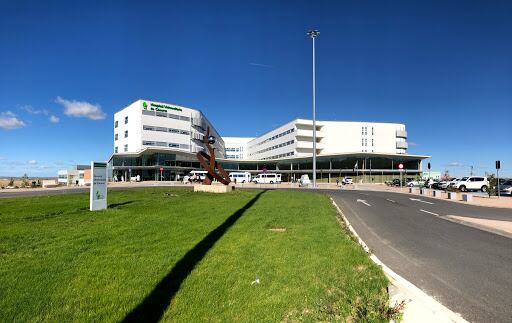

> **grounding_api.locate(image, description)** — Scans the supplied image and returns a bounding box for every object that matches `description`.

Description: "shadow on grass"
[108,201,135,209]
[122,191,265,323]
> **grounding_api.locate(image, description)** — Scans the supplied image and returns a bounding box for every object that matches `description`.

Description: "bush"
[487,175,497,197]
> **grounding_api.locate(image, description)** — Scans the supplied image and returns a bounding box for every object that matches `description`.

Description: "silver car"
[498,179,512,196]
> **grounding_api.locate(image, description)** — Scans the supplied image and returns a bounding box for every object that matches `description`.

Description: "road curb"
[329,197,468,323]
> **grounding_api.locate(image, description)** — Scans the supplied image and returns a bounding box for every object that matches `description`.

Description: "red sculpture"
[196,127,231,185]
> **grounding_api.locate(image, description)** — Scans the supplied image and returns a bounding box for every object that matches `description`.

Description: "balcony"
[396,130,407,138]
[295,129,325,138]
[396,141,408,149]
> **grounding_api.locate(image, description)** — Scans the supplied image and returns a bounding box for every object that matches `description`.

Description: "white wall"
[223,137,254,159]
[247,120,297,160]
[245,119,408,160]
[113,99,225,157]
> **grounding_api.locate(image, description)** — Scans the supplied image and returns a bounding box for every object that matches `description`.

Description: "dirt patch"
[268,228,287,232]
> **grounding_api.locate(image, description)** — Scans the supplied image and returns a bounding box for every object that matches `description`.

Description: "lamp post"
[307,29,319,188]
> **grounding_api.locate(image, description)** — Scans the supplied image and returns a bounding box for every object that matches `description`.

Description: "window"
[124,144,128,152]
[115,133,118,141]
[114,146,118,153]
[124,130,128,138]
[372,139,374,146]
[124,116,128,124]
[115,120,118,128]
[372,127,374,135]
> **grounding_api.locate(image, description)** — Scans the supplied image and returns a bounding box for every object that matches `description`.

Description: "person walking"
[336,177,339,186]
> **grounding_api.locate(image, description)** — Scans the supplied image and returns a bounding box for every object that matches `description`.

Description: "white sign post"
[90,161,108,211]
[398,163,404,189]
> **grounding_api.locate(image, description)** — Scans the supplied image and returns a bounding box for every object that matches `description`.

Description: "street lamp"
[307,30,319,188]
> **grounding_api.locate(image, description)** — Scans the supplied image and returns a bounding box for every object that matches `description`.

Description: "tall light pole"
[307,30,319,188]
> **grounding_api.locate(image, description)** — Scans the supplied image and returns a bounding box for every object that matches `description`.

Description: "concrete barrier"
[462,194,472,202]
[194,184,234,193]
[448,192,458,200]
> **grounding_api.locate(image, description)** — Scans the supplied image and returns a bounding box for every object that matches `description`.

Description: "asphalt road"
[327,189,512,323]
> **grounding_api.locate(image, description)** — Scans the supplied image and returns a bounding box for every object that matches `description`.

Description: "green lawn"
[0,188,389,322]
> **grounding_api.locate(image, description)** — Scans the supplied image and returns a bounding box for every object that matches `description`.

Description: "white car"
[407,180,420,187]
[452,176,488,192]
[342,177,353,185]
[299,174,311,187]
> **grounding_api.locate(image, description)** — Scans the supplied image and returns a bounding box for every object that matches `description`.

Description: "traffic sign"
[496,160,501,170]
[160,167,164,172]
[398,163,404,169]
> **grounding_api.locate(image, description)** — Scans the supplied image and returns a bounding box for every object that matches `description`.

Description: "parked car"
[342,176,353,185]
[299,174,311,187]
[392,178,402,186]
[252,173,282,184]
[451,176,488,192]
[498,179,512,196]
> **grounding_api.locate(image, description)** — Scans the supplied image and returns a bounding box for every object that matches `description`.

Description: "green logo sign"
[141,101,183,112]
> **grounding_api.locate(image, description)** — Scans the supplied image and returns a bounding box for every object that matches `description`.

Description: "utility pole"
[307,30,320,188]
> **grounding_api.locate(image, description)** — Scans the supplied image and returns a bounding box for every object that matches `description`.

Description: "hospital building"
[109,99,429,182]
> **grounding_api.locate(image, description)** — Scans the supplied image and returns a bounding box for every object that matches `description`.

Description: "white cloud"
[408,141,418,147]
[28,160,37,165]
[0,111,26,129]
[49,115,60,123]
[21,105,49,115]
[55,96,106,120]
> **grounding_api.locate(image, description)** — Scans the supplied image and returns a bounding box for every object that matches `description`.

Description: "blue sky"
[0,0,511,177]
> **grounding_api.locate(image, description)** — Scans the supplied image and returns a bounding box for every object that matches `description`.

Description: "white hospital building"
[109,99,428,182]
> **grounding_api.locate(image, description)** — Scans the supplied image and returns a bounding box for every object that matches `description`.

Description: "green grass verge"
[0,188,389,322]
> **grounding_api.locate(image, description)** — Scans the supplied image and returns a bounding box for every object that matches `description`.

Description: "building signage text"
[143,101,182,112]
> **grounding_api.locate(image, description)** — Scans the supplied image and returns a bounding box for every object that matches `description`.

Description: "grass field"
[0,188,390,322]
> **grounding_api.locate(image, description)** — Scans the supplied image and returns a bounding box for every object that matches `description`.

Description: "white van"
[229,172,251,183]
[299,174,311,187]
[253,173,282,184]
[183,170,208,183]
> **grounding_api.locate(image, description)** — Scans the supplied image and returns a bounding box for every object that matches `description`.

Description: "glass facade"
[110,149,425,182]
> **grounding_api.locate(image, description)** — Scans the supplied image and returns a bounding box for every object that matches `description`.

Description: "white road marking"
[386,198,396,203]
[420,209,439,216]
[410,198,434,205]
[357,199,372,206]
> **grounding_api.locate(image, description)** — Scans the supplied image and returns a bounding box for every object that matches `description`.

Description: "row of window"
[114,116,129,128]
[142,109,191,121]
[261,151,295,160]
[250,140,295,156]
[226,147,242,152]
[226,154,242,159]
[249,128,295,148]
[361,126,374,136]
[361,138,374,147]
[142,140,190,150]
[114,144,129,153]
[143,125,191,136]
[114,130,129,140]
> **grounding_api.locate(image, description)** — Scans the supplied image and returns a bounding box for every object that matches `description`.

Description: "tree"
[21,173,29,188]
[487,174,497,198]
